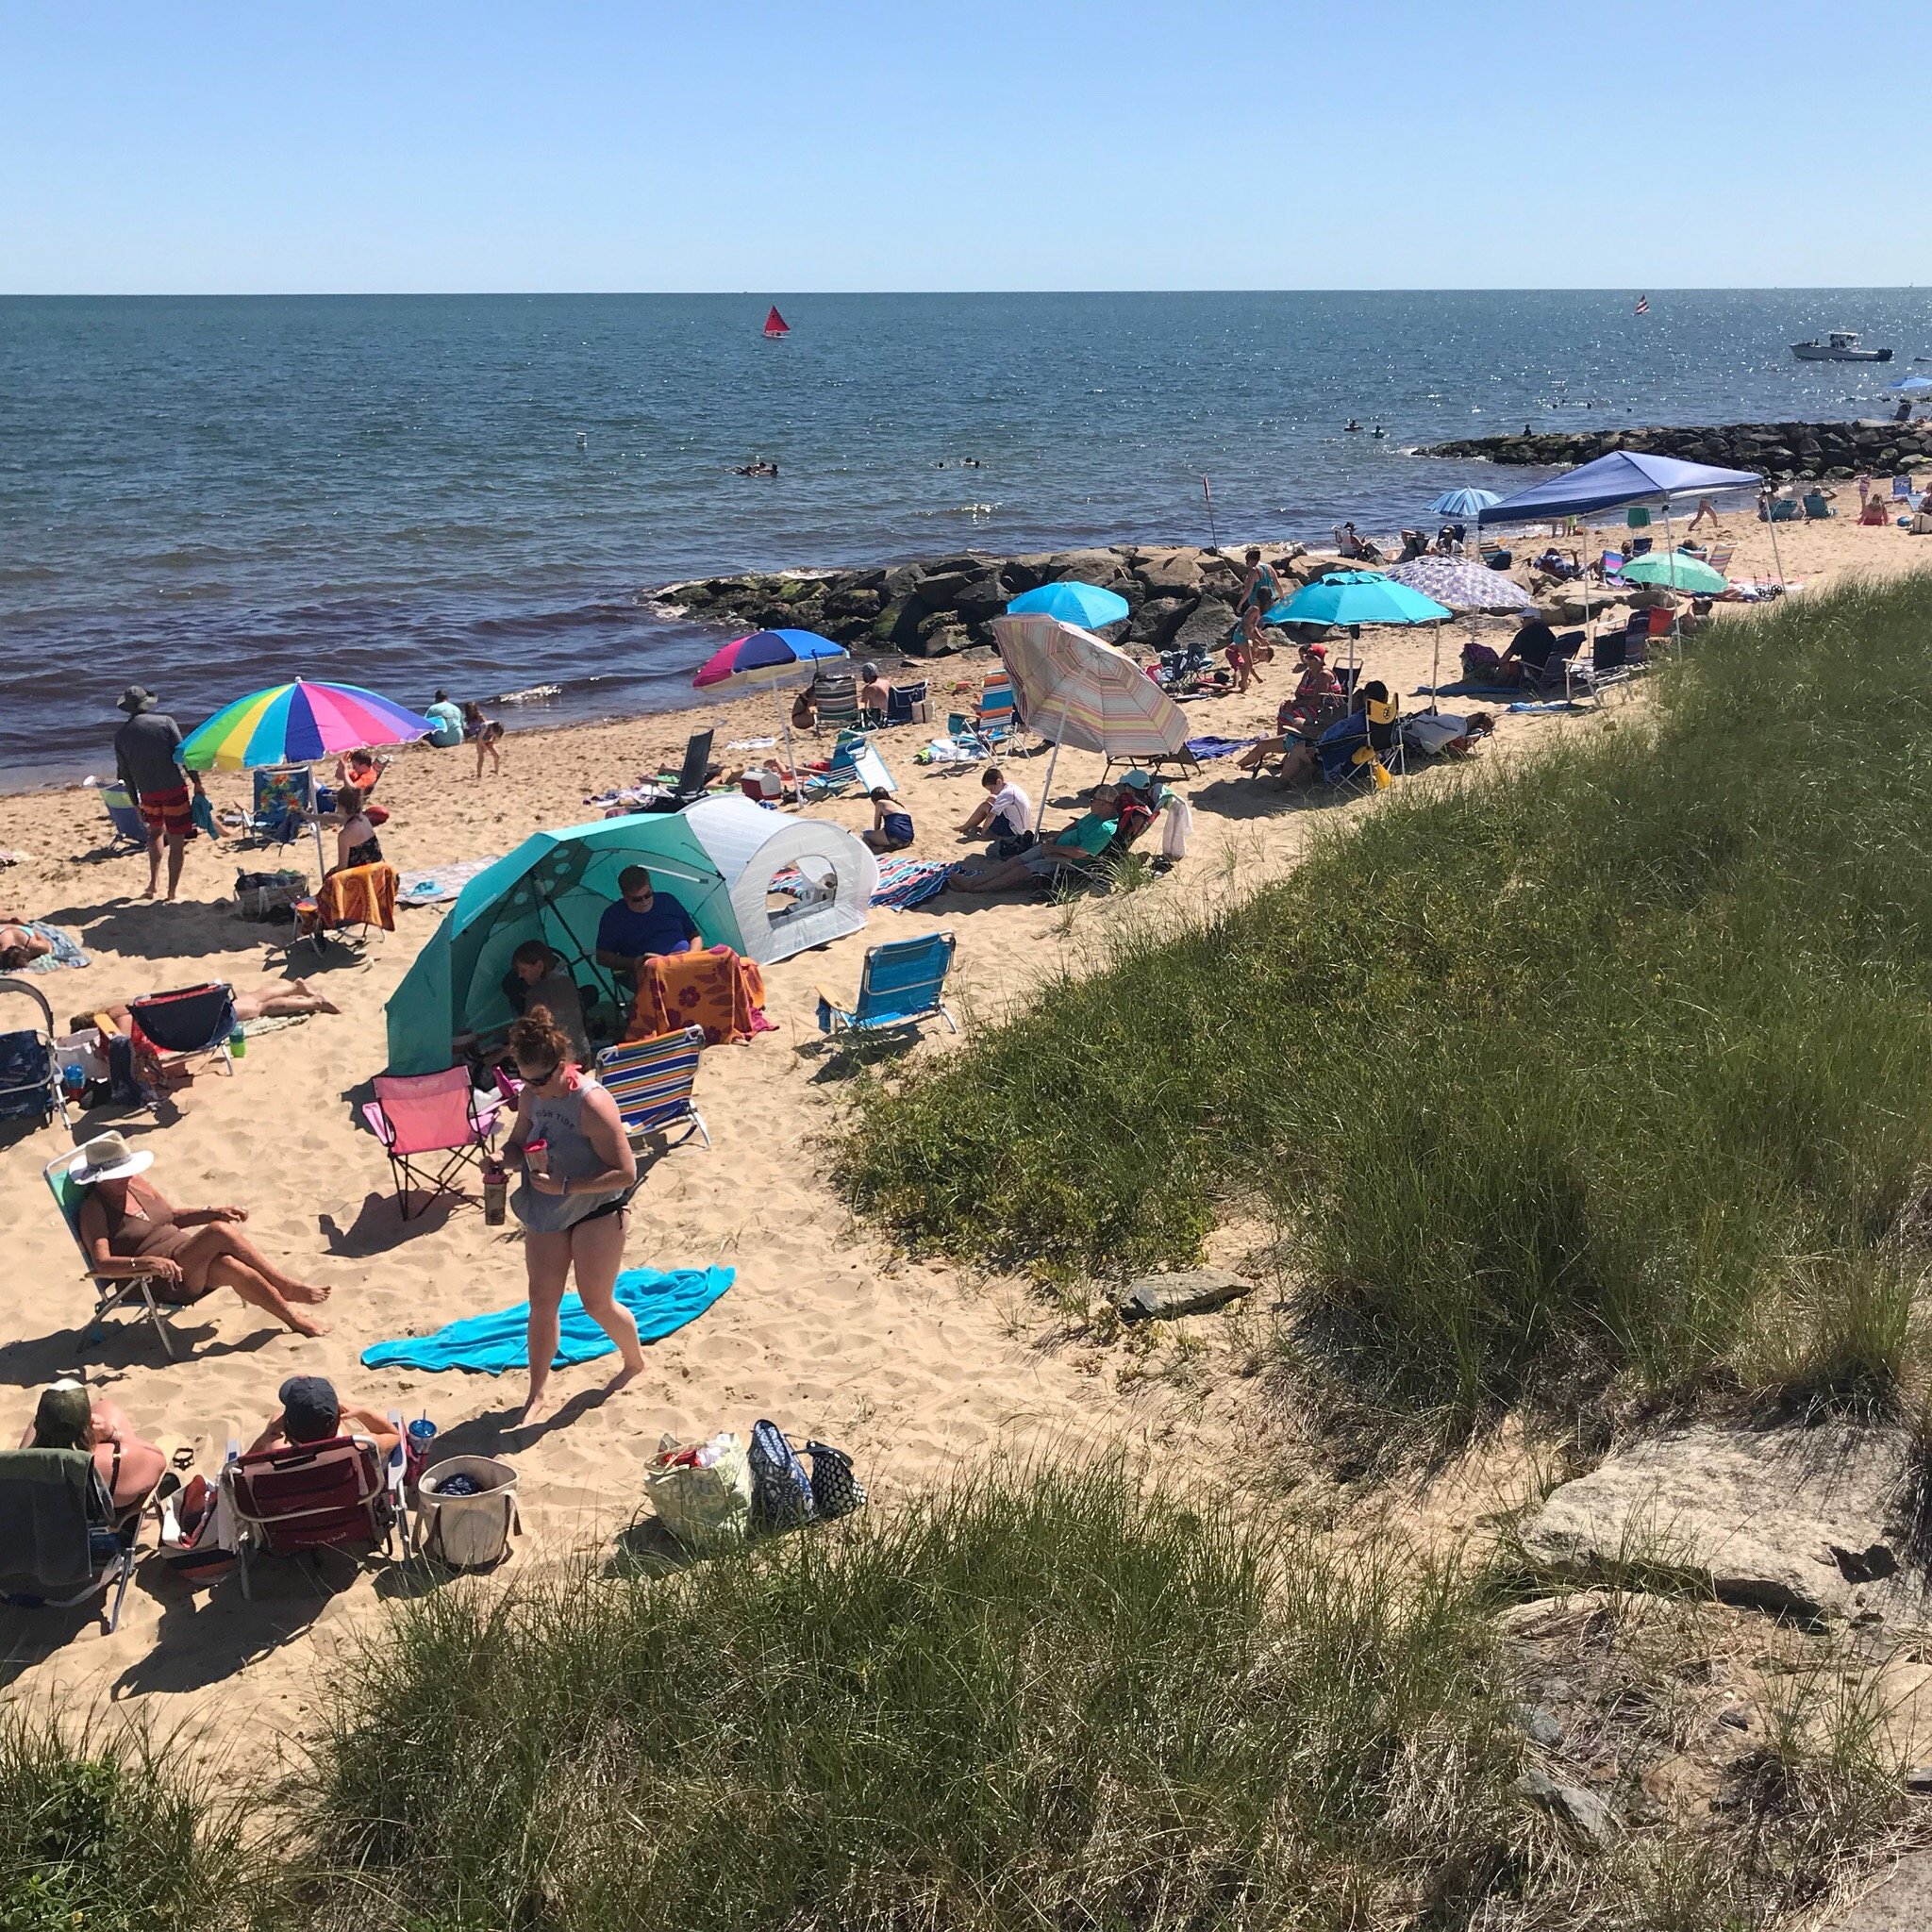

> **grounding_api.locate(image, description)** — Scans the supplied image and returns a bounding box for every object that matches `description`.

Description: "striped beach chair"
[594,1027,710,1151]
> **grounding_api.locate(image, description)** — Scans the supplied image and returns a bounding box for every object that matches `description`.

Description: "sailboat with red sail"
[762,305,790,339]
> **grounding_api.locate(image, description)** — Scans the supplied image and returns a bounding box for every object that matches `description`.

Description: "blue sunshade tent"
[1006,580,1131,628]
[1477,450,1761,525]
[1428,488,1503,519]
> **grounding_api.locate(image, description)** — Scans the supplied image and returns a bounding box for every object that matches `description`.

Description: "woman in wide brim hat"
[71,1132,333,1339]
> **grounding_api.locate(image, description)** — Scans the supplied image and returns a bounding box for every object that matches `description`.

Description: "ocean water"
[5,289,1927,786]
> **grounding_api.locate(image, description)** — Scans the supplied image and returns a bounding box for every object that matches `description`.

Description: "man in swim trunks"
[112,686,204,903]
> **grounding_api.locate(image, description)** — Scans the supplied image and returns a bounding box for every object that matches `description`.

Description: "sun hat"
[71,1131,154,1185]
[277,1374,341,1444]
[116,686,158,714]
[33,1382,92,1451]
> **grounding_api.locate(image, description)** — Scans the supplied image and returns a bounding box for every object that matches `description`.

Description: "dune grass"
[836,575,1932,1421]
[296,1464,1526,1930]
[0,1714,271,1932]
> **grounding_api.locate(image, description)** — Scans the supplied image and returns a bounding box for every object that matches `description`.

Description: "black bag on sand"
[804,1441,866,1520]
[749,1420,814,1531]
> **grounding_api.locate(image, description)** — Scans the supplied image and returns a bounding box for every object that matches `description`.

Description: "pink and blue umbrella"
[180,679,438,772]
[691,628,849,693]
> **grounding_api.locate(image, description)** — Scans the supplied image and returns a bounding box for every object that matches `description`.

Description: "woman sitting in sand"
[71,1131,332,1338]
[463,702,505,777]
[19,1381,165,1520]
[503,1007,644,1430]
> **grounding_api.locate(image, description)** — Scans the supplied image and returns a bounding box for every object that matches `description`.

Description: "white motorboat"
[1790,330,1893,363]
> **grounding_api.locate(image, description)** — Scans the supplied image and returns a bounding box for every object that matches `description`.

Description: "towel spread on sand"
[397,856,501,908]
[872,858,957,910]
[1184,736,1259,760]
[359,1265,734,1374]
[1415,681,1522,699]
[15,922,88,974]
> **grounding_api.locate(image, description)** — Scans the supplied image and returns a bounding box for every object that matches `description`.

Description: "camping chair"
[1478,542,1512,571]
[817,932,958,1041]
[0,1448,142,1634]
[127,982,238,1091]
[43,1146,182,1358]
[976,673,1017,746]
[1526,630,1587,701]
[1893,474,1916,504]
[1596,550,1626,584]
[247,765,316,845]
[1629,535,1653,555]
[223,1432,408,1599]
[293,861,399,957]
[1803,491,1835,520]
[99,783,146,848]
[1706,547,1734,578]
[885,680,928,726]
[641,730,717,811]
[363,1066,506,1219]
[813,675,861,733]
[594,1026,709,1150]
[1324,701,1405,795]
[0,975,68,1130]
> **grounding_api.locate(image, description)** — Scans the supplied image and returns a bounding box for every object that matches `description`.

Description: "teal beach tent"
[385,798,878,1074]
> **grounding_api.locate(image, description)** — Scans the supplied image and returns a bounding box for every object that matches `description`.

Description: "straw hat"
[71,1131,153,1185]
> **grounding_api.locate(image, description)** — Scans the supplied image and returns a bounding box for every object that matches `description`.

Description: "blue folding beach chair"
[99,783,146,848]
[1894,474,1916,504]
[816,932,958,1041]
[0,976,67,1130]
[0,1448,142,1635]
[594,1026,710,1151]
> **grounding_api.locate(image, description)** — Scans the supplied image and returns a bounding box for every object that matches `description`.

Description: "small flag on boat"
[1634,294,1649,315]
[763,306,790,338]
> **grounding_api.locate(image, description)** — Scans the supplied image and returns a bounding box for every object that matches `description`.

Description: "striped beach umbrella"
[180,679,437,772]
[991,613,1190,827]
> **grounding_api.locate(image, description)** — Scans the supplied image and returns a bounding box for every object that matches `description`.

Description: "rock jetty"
[657,543,1340,658]
[1421,418,1932,482]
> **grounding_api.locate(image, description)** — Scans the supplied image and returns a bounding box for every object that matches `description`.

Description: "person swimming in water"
[1344,418,1362,431]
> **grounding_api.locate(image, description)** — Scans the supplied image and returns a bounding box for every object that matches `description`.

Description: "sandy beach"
[2,502,1924,1769]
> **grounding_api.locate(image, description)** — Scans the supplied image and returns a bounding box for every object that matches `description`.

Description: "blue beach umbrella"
[1429,487,1503,519]
[1006,580,1131,628]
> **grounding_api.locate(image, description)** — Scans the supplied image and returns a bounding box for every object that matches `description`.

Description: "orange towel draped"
[314,862,398,932]
[625,945,773,1046]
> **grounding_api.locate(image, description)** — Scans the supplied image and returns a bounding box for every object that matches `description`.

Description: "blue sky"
[0,1,1910,292]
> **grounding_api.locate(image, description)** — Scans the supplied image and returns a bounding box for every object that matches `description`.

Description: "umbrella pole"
[1764,502,1788,594]
[1661,499,1683,658]
[780,691,797,786]
[1035,737,1063,834]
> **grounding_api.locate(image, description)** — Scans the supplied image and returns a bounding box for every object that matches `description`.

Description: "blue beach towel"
[1185,735,1260,761]
[1414,680,1521,700]
[359,1265,734,1374]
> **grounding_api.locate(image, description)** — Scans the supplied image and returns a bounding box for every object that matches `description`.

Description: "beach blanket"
[360,1265,734,1374]
[627,945,774,1046]
[916,738,986,765]
[1507,700,1584,715]
[872,858,957,910]
[1415,680,1522,699]
[397,856,500,908]
[14,922,88,974]
[1185,735,1260,761]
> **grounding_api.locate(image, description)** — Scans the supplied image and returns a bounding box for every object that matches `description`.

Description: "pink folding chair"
[362,1067,505,1219]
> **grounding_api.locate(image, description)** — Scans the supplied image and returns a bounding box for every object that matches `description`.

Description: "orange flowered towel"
[627,945,774,1046]
[309,862,398,933]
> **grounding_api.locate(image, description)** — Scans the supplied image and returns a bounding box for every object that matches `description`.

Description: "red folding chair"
[224,1433,407,1599]
[362,1066,505,1218]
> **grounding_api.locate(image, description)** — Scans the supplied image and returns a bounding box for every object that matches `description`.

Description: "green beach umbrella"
[1618,549,1729,595]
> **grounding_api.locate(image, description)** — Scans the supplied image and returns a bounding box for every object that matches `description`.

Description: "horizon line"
[0,284,1920,300]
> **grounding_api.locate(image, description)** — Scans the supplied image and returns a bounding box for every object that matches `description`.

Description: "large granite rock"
[1170,597,1239,655]
[1115,1267,1252,1323]
[1521,1424,1919,1624]
[1126,594,1199,648]
[1135,547,1207,598]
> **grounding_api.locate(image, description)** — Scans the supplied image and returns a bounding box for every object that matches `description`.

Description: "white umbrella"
[1386,557,1536,707]
[990,613,1191,828]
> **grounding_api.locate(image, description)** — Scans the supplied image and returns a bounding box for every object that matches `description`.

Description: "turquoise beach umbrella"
[1006,581,1131,628]
[1264,571,1451,630]
[1618,548,1729,595]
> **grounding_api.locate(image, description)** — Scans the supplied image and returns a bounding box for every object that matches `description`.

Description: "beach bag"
[749,1420,814,1530]
[1461,642,1503,678]
[994,828,1036,859]
[234,869,308,922]
[646,1432,752,1547]
[415,1455,519,1570]
[804,1441,866,1521]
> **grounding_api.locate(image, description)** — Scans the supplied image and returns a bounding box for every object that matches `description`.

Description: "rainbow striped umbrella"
[180,680,438,772]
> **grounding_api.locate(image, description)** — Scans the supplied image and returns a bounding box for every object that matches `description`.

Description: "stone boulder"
[1115,1267,1252,1324]
[1520,1424,1920,1624]
[1127,594,1199,648]
[1170,598,1238,655]
[1135,547,1207,599]
[1045,547,1135,591]
[951,573,1009,626]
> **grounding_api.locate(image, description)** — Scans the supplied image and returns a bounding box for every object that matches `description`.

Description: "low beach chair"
[640,730,718,812]
[127,981,238,1091]
[1893,474,1916,503]
[977,672,1017,739]
[0,974,67,1130]
[247,764,316,845]
[293,861,398,957]
[1706,547,1734,578]
[99,783,146,848]
[44,1146,181,1358]
[1478,542,1512,571]
[817,932,958,1041]
[0,1447,142,1634]
[1596,549,1626,585]
[813,675,861,734]
[224,1431,408,1599]
[594,1026,709,1150]
[1803,491,1836,520]
[364,1066,506,1219]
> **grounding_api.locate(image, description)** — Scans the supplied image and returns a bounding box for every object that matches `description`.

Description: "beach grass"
[836,575,1932,1423]
[294,1462,1527,1930]
[0,1712,273,1932]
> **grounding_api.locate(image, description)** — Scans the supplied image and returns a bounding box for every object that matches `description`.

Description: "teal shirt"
[1059,813,1118,857]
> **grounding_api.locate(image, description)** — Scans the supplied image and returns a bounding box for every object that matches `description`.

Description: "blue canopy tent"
[1478,449,1772,634]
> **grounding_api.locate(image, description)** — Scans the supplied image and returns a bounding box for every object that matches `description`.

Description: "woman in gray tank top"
[503,1006,644,1430]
